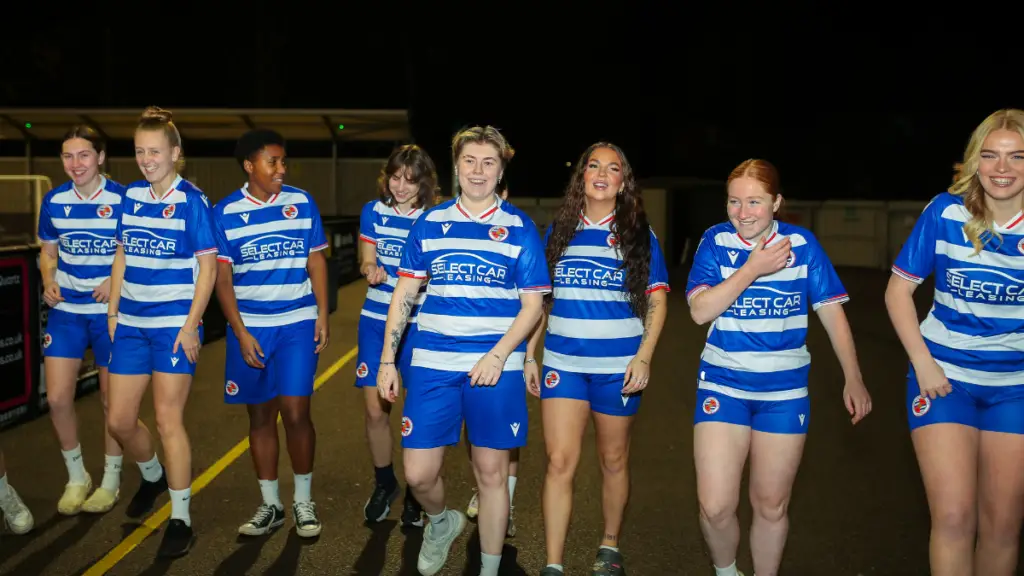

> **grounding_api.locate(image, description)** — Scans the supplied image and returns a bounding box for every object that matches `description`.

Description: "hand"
[92,278,111,303]
[524,359,540,397]
[363,263,387,286]
[621,355,651,395]
[107,315,117,342]
[43,281,64,307]
[174,327,201,364]
[237,329,265,369]
[314,313,329,354]
[743,235,792,277]
[843,377,872,425]
[469,350,504,387]
[377,362,400,403]
[916,359,952,400]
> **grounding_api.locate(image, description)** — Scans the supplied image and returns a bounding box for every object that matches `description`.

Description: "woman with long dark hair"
[531,142,669,576]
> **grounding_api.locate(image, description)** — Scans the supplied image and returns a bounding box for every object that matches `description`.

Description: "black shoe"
[540,568,565,576]
[126,473,168,519]
[156,519,194,559]
[591,548,626,576]
[237,503,285,536]
[293,501,322,538]
[400,494,423,527]
[363,482,399,523]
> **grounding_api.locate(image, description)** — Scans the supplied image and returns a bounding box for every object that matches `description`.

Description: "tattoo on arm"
[641,298,657,344]
[389,289,417,353]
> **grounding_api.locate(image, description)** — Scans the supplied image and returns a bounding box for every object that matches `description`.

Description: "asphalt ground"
[0,268,1001,575]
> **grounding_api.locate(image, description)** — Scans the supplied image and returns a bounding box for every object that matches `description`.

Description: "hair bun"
[140,106,173,123]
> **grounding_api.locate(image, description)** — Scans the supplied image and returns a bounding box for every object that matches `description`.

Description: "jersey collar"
[150,174,183,202]
[72,175,106,201]
[735,220,779,249]
[241,182,279,206]
[456,193,501,223]
[580,210,615,227]
[995,210,1024,234]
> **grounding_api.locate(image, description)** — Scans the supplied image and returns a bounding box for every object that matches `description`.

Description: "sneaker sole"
[157,535,196,559]
[82,492,120,514]
[363,485,400,523]
[417,511,467,576]
[402,517,424,528]
[238,518,285,536]
[4,517,33,535]
[295,524,322,538]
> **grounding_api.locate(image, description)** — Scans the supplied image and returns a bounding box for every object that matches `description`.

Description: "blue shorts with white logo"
[539,366,640,416]
[354,315,414,388]
[224,319,319,404]
[109,324,205,376]
[401,365,527,450]
[906,368,1024,435]
[693,386,810,434]
[43,309,112,368]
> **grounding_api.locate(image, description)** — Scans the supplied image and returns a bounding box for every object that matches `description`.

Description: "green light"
[338,124,345,130]
[24,123,31,129]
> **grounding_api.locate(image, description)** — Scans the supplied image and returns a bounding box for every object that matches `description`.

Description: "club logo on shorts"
[489,225,508,242]
[702,396,720,415]
[356,362,369,379]
[911,394,930,417]
[282,205,298,219]
[401,416,413,437]
[544,370,560,389]
[96,204,114,219]
[42,333,52,349]
[225,381,239,396]
[162,204,175,219]
[606,233,618,248]
[1018,237,1024,256]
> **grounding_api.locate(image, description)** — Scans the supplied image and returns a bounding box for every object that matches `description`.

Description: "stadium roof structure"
[0,108,409,142]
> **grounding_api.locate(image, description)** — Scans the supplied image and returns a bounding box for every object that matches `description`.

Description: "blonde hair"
[451,125,515,169]
[950,108,1024,254]
[136,106,186,172]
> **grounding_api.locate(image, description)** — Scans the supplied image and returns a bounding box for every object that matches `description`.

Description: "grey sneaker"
[416,508,467,575]
[0,485,33,534]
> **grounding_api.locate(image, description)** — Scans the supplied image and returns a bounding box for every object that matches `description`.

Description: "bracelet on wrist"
[380,361,395,366]
[525,357,536,364]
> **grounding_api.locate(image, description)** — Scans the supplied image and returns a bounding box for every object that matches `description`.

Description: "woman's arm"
[469,292,546,386]
[636,289,668,362]
[689,236,791,324]
[380,276,425,363]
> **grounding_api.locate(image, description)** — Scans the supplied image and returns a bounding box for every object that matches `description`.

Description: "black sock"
[405,484,417,504]
[375,464,396,490]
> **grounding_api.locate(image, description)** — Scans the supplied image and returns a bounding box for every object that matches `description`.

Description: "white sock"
[293,473,312,503]
[545,565,564,574]
[507,475,517,504]
[169,487,191,526]
[62,444,88,485]
[0,474,9,498]
[714,560,739,576]
[480,552,501,575]
[600,544,619,552]
[137,454,163,483]
[101,455,122,492]
[259,479,282,509]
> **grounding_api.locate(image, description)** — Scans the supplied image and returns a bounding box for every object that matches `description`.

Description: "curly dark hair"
[546,142,652,319]
[377,144,439,209]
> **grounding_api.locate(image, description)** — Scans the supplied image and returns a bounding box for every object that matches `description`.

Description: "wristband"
[525,358,536,364]
[380,361,395,366]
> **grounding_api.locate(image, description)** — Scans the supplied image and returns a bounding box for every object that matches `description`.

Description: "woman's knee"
[749,489,791,524]
[699,487,739,527]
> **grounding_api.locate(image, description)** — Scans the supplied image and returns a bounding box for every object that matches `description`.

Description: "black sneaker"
[293,500,322,538]
[540,567,564,575]
[156,519,194,559]
[363,483,399,523]
[126,473,168,519]
[237,503,285,536]
[400,494,423,527]
[591,548,626,576]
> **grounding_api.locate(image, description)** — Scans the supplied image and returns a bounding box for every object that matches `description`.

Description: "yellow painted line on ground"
[83,345,358,575]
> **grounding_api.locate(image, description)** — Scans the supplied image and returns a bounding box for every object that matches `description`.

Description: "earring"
[454,169,458,177]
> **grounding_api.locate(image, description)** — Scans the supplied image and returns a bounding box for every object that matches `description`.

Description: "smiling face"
[134,128,180,185]
[388,165,419,207]
[727,176,782,240]
[457,141,502,203]
[977,128,1024,206]
[246,144,286,196]
[583,146,624,203]
[61,137,105,189]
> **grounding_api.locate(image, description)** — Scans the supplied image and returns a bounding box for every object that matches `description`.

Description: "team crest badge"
[489,225,508,242]
[606,233,618,248]
[702,396,720,414]
[544,370,560,389]
[225,381,239,396]
[162,204,175,218]
[401,416,413,437]
[911,394,930,417]
[96,205,113,218]
[282,205,298,219]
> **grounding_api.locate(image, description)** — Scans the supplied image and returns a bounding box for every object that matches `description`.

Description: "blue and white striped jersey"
[543,212,670,374]
[358,199,424,323]
[115,175,218,329]
[38,177,125,315]
[686,220,849,399]
[213,183,328,328]
[398,196,552,372]
[893,192,1024,387]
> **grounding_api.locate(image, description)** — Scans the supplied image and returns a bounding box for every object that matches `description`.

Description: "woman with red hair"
[685,159,872,576]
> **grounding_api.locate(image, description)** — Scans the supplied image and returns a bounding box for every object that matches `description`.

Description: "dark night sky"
[0,9,1005,204]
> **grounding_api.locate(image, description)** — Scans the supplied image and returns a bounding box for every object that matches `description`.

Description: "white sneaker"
[466,488,479,518]
[0,485,34,534]
[58,473,93,515]
[417,509,466,575]
[81,486,119,514]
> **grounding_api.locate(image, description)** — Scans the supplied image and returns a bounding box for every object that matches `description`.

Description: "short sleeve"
[398,217,427,279]
[514,219,552,295]
[892,195,941,284]
[188,193,218,256]
[685,229,721,302]
[359,201,377,245]
[806,234,850,310]
[38,194,57,243]
[212,207,233,263]
[307,196,328,252]
[646,228,670,294]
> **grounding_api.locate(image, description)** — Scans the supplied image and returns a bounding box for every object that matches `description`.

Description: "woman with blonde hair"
[886,108,1024,576]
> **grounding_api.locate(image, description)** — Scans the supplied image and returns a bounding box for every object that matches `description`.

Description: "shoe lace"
[294,501,317,524]
[247,503,275,526]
